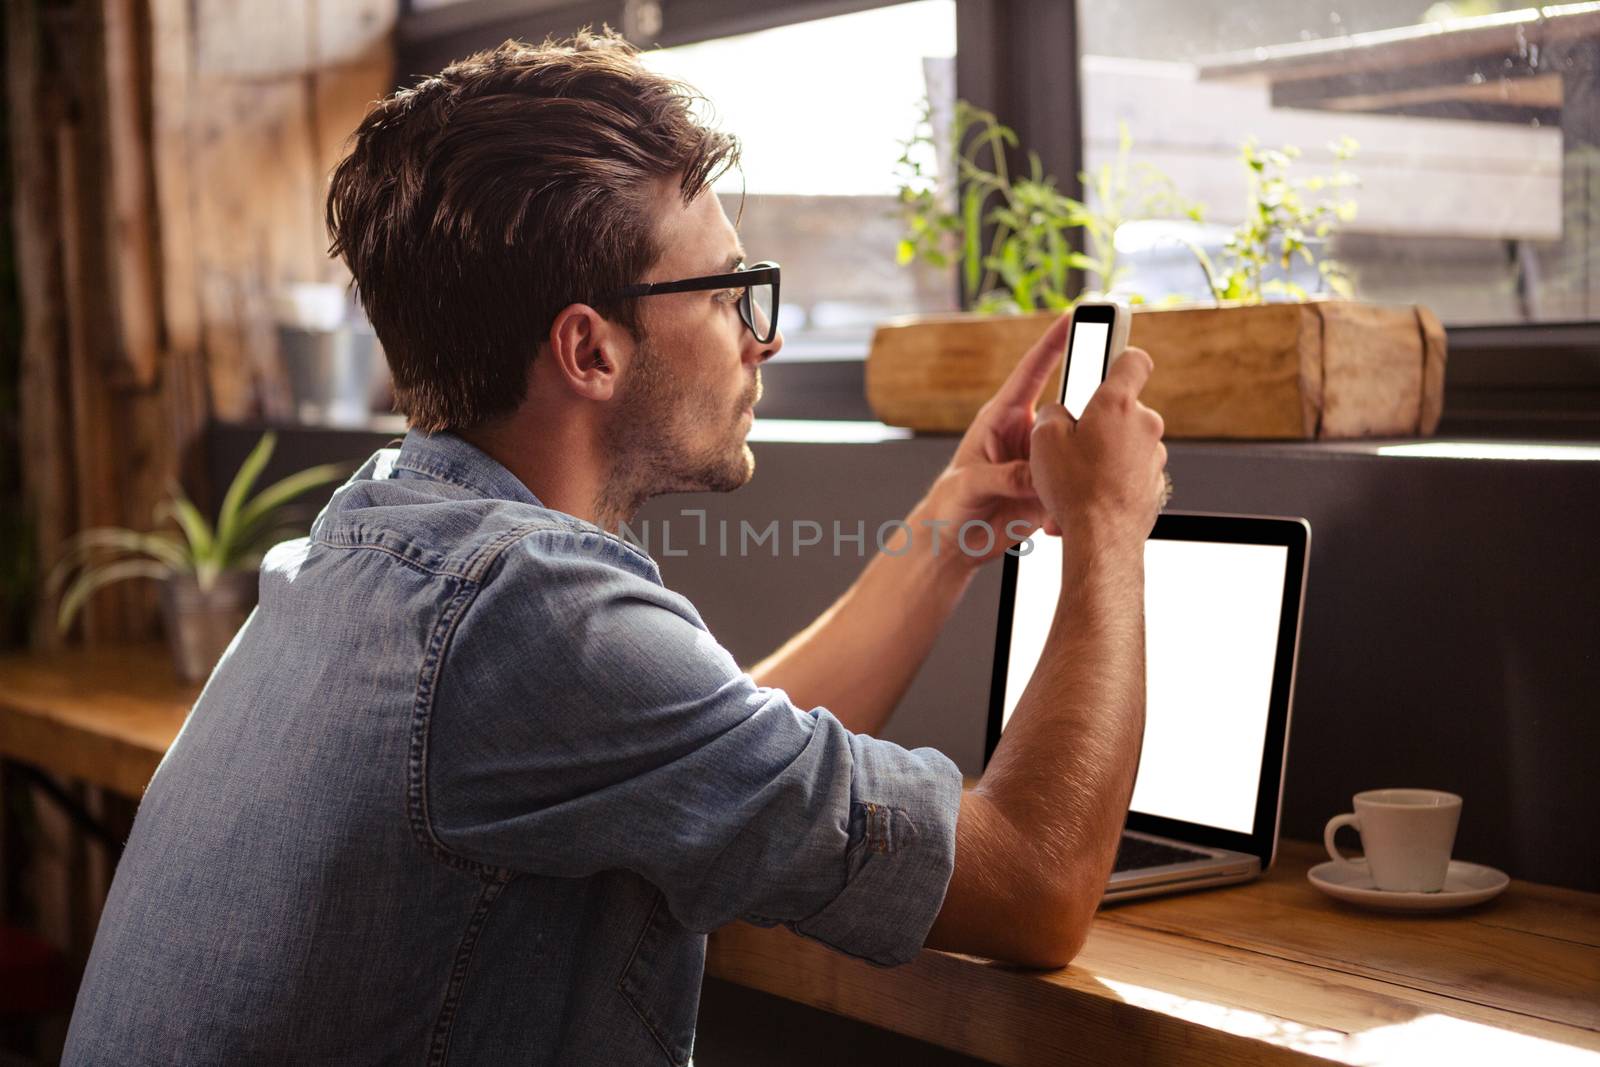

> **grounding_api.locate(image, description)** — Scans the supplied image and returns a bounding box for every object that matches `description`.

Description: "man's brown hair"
[326,30,739,432]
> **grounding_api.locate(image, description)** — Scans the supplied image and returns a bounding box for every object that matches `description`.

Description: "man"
[65,30,1166,1066]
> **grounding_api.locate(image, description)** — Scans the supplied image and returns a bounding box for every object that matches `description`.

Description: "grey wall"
[640,436,992,768]
[637,438,1600,892]
[213,426,1600,891]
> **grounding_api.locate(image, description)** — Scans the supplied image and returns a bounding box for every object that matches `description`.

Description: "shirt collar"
[391,430,544,507]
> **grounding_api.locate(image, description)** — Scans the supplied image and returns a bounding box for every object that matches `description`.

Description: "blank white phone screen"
[1000,535,1288,834]
[1064,321,1109,419]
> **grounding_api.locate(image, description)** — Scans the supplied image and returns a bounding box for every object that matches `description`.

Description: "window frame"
[398,0,1600,437]
[1437,324,1600,439]
[398,0,920,74]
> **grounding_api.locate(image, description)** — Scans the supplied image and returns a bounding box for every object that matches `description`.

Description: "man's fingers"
[1032,401,1072,432]
[975,459,1036,500]
[1103,346,1154,398]
[994,312,1073,409]
[950,460,1038,510]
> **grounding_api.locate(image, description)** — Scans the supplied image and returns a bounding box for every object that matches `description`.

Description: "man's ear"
[546,303,630,402]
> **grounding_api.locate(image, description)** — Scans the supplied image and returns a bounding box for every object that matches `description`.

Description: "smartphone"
[1060,301,1130,419]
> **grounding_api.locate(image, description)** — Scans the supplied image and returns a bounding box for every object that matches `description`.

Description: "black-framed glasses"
[616,261,781,344]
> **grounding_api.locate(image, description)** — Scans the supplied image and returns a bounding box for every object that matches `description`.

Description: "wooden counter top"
[0,644,192,797]
[707,839,1600,1065]
[3,646,1597,1063]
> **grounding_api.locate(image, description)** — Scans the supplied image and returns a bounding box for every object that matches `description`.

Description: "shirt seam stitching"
[516,521,659,572]
[407,579,501,877]
[391,457,495,497]
[308,537,475,580]
[426,874,514,1066]
[314,519,654,580]
[407,520,625,875]
[615,889,691,1066]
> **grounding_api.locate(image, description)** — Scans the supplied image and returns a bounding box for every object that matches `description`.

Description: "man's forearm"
[747,507,974,736]
[976,535,1147,916]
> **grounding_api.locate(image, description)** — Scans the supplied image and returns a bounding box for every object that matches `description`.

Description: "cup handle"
[1324,812,1365,872]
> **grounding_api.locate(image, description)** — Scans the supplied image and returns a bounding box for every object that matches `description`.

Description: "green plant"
[1073,122,1203,300]
[48,432,346,632]
[895,100,1083,313]
[895,101,1362,312]
[1188,138,1360,305]
[895,104,1196,312]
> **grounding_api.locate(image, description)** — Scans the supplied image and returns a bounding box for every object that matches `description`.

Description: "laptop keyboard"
[1112,835,1213,873]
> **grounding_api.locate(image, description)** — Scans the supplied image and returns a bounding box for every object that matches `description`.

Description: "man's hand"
[1030,344,1166,559]
[929,328,1164,974]
[911,313,1077,568]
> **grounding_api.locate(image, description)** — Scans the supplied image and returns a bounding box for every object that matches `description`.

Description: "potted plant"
[873,104,1446,439]
[48,432,347,682]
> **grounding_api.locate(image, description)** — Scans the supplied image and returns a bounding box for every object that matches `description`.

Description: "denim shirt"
[64,430,963,1066]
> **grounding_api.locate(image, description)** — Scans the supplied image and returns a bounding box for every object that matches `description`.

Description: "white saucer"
[1307,858,1510,912]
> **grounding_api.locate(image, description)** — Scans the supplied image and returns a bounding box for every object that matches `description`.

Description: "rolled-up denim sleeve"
[427,530,963,967]
[777,727,963,965]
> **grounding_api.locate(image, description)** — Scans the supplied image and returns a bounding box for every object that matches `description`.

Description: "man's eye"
[717,289,742,304]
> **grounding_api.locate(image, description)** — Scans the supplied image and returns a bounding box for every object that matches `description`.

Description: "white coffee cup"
[1323,788,1462,892]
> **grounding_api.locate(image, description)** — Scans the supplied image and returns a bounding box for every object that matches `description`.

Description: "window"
[1076,1,1599,327]
[399,0,1599,432]
[640,2,958,359]
[400,0,957,417]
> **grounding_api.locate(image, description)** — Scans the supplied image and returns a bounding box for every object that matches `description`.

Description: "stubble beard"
[597,335,756,530]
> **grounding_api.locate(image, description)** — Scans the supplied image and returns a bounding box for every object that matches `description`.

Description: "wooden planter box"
[866,302,1447,439]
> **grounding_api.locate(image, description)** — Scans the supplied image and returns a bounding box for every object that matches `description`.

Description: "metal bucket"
[276,324,381,427]
[159,571,259,684]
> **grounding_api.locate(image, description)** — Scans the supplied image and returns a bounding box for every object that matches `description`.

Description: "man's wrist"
[900,497,985,582]
[1057,503,1147,555]
[1056,538,1142,616]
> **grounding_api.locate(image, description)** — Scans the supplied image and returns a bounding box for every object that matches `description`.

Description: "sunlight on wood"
[1099,977,1352,1058]
[1101,979,1600,1064]
[1347,1012,1600,1065]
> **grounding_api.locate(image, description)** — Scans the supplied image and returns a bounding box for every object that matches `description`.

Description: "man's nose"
[748,305,782,363]
[755,326,783,363]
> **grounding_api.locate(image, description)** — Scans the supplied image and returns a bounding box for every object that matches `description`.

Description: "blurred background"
[2,0,1596,1062]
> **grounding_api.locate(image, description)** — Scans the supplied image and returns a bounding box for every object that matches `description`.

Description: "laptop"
[986,511,1310,903]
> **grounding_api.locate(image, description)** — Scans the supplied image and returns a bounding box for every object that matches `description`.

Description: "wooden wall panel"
[148,0,200,361]
[175,0,396,419]
[101,0,162,389]
[3,0,395,968]
[6,0,74,647]
[10,0,394,638]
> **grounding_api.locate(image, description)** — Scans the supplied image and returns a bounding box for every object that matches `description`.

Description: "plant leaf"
[215,433,277,560]
[164,490,215,567]
[962,184,982,301]
[1013,267,1042,311]
[227,462,347,567]
[57,559,171,634]
[1045,225,1068,297]
[1263,279,1310,301]
[46,528,189,600]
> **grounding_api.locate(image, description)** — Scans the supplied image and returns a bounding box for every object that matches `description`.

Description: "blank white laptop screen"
[1001,534,1289,835]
